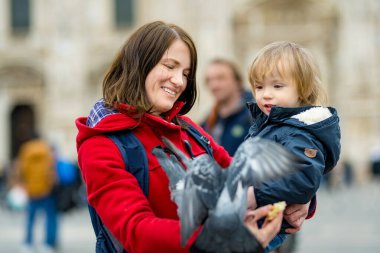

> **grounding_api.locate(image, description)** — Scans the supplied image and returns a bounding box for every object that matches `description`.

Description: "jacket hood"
[75,99,185,150]
[247,102,341,173]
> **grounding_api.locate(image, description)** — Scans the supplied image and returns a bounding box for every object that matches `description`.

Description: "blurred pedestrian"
[16,137,58,253]
[370,146,380,178]
[201,58,253,156]
[54,156,83,213]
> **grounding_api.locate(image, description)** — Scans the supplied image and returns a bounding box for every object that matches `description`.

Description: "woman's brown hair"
[103,21,198,115]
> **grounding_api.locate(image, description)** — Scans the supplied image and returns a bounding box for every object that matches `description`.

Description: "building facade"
[0,0,379,180]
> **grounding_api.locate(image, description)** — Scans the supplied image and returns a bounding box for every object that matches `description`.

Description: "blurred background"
[0,0,379,252]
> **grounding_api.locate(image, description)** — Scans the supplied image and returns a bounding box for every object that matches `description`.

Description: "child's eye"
[255,85,263,90]
[274,84,283,89]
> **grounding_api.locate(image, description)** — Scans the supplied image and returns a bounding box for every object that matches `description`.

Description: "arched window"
[114,0,134,28]
[10,0,31,34]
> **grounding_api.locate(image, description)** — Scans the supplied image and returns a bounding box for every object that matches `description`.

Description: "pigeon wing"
[161,137,192,167]
[153,137,226,246]
[151,146,186,188]
[178,156,225,246]
[193,182,262,253]
[226,137,298,198]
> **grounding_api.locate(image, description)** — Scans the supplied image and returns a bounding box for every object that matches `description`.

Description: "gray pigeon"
[192,182,261,253]
[152,138,227,246]
[152,136,298,252]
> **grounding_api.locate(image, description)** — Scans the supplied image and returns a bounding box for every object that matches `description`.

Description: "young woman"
[76,22,289,253]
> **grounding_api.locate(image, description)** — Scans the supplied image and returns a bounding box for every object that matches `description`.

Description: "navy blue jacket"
[246,102,341,206]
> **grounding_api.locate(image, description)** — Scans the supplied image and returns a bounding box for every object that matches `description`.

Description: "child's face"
[253,71,300,115]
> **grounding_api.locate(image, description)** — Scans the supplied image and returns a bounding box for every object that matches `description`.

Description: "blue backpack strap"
[88,205,125,253]
[88,131,149,253]
[107,131,149,196]
[179,118,214,158]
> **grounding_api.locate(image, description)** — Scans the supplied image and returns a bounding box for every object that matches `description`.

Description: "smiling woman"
[75,21,284,253]
[102,21,198,117]
[145,40,191,116]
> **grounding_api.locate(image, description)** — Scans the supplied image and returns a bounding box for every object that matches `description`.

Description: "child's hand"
[284,201,310,233]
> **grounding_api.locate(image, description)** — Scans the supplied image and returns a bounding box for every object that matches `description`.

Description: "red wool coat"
[76,102,231,253]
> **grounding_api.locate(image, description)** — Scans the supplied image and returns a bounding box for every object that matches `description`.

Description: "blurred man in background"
[201,58,253,156]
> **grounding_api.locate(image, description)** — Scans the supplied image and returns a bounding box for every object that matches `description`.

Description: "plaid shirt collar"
[86,99,185,127]
[86,99,118,127]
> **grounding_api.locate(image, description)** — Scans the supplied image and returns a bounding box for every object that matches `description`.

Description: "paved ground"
[0,207,94,253]
[0,181,379,253]
[294,181,380,253]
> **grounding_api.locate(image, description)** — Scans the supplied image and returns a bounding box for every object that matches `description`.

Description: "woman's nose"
[170,71,184,87]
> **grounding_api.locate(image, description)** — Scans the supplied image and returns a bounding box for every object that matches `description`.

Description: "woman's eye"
[164,64,174,69]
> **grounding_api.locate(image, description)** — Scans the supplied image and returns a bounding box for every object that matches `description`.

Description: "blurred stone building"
[0,0,379,181]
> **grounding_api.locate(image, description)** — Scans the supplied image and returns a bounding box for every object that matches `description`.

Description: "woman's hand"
[244,205,283,248]
[247,186,257,210]
[283,201,310,233]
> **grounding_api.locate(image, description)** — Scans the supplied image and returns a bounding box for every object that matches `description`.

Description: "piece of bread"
[267,201,286,221]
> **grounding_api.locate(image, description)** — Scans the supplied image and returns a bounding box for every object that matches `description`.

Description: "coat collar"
[246,101,336,124]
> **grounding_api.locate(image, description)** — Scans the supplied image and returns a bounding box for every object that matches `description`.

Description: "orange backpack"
[19,140,56,198]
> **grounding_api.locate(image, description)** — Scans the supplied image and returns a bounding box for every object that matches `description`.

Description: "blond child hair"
[249,41,327,106]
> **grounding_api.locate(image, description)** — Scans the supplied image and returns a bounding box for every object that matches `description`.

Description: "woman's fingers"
[259,209,283,247]
[246,204,272,221]
[263,208,283,226]
[246,186,257,210]
[245,204,285,248]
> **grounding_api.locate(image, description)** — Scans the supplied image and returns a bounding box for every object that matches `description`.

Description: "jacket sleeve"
[78,135,189,253]
[307,195,317,219]
[254,131,326,206]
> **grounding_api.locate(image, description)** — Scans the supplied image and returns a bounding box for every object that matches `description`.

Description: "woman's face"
[145,39,191,116]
